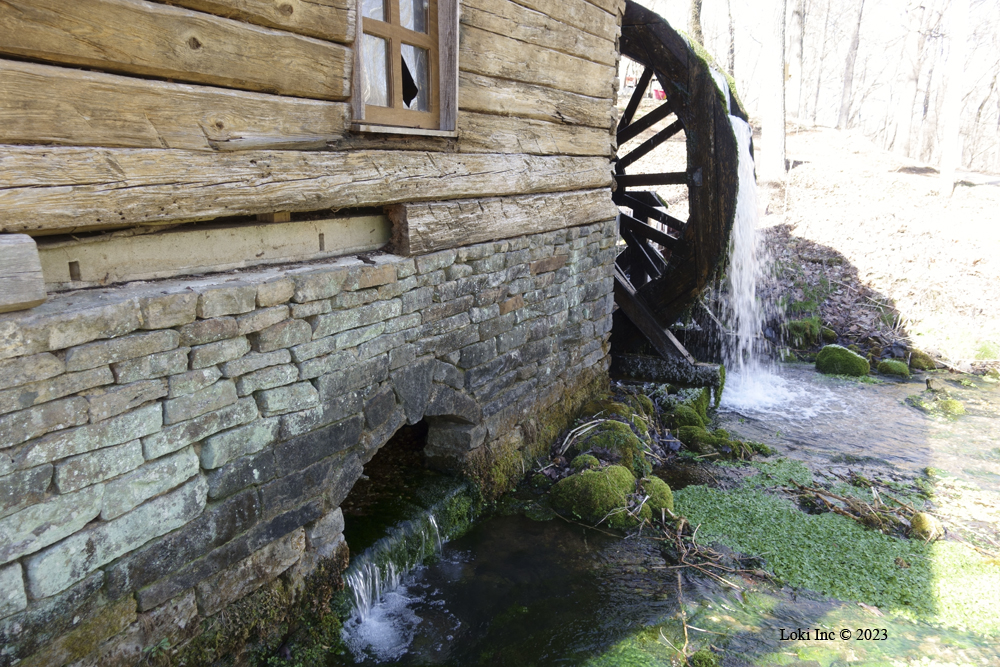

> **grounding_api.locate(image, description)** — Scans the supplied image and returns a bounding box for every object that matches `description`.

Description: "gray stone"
[401,286,433,314]
[138,291,198,329]
[0,353,64,392]
[296,350,354,380]
[290,335,337,363]
[0,562,26,618]
[0,294,141,362]
[206,450,276,500]
[273,416,363,477]
[479,312,516,339]
[168,367,222,399]
[497,324,529,354]
[289,298,332,319]
[25,476,207,599]
[102,447,200,520]
[278,390,363,440]
[425,423,486,457]
[196,283,257,318]
[425,385,481,424]
[446,263,474,280]
[141,397,256,460]
[0,485,103,565]
[219,349,291,378]
[104,489,260,602]
[54,440,143,494]
[360,406,405,463]
[189,337,250,369]
[250,318,312,353]
[344,264,397,291]
[256,382,318,417]
[334,287,379,309]
[395,258,416,279]
[111,348,189,384]
[389,344,417,370]
[334,322,384,350]
[260,453,361,518]
[0,397,90,450]
[0,366,113,416]
[15,402,160,468]
[310,299,401,339]
[256,279,295,308]
[433,360,465,390]
[200,417,280,469]
[196,528,305,615]
[293,267,349,303]
[64,330,180,373]
[384,312,423,335]
[414,312,471,340]
[0,464,51,518]
[459,338,497,369]
[316,355,389,400]
[305,507,344,553]
[236,305,289,336]
[178,317,238,346]
[162,379,237,425]
[87,378,168,423]
[235,363,299,397]
[364,387,397,429]
[391,359,434,424]
[415,249,456,274]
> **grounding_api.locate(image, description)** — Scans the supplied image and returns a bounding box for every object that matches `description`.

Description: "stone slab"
[200,417,280,470]
[197,283,257,319]
[141,397,256,460]
[236,305,289,336]
[250,318,312,353]
[0,464,52,518]
[167,367,222,399]
[0,396,89,450]
[64,330,179,373]
[256,279,294,308]
[219,349,291,378]
[0,366,112,416]
[0,484,103,565]
[162,379,238,425]
[54,439,143,494]
[86,378,168,423]
[0,353,64,392]
[206,450,275,500]
[189,337,250,369]
[255,382,318,417]
[110,348,189,384]
[0,562,27,618]
[273,415,363,477]
[138,291,198,330]
[235,364,298,397]
[101,447,200,520]
[15,595,136,667]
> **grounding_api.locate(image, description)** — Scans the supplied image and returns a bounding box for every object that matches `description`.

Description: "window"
[353,0,458,135]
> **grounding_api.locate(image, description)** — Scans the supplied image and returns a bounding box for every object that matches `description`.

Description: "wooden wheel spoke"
[615,171,687,188]
[616,119,684,171]
[620,212,679,250]
[620,225,667,278]
[617,97,675,145]
[614,192,687,232]
[619,66,653,130]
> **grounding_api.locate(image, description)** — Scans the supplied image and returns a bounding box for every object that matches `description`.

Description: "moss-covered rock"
[690,648,720,667]
[877,359,910,378]
[640,476,674,513]
[938,399,966,415]
[909,349,936,371]
[821,326,838,343]
[578,420,651,478]
[676,426,717,454]
[550,465,641,530]
[581,399,635,420]
[531,473,553,488]
[910,512,944,541]
[816,344,870,376]
[785,317,821,347]
[625,393,656,418]
[570,454,600,471]
[671,404,705,429]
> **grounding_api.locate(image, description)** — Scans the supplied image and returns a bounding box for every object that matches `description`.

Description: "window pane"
[361,34,389,107]
[400,44,430,111]
[400,0,428,33]
[361,0,384,20]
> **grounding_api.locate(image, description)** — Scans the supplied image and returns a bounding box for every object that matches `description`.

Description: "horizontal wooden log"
[0,235,46,314]
[150,0,354,43]
[0,148,613,234]
[583,0,624,17]
[507,0,619,42]
[0,60,349,151]
[0,0,351,100]
[459,25,614,100]
[458,72,615,130]
[387,189,617,255]
[458,111,613,157]
[460,0,616,66]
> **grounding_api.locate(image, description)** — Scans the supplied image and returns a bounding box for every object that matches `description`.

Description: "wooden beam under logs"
[0,149,614,234]
[150,0,355,44]
[613,266,695,363]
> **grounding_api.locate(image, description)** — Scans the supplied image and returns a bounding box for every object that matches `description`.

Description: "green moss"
[785,317,821,348]
[816,344,870,377]
[939,399,966,415]
[640,476,673,513]
[531,473,552,488]
[579,420,651,478]
[821,326,838,343]
[910,512,944,541]
[689,648,720,667]
[671,405,705,429]
[878,359,911,378]
[676,426,716,454]
[909,349,936,371]
[550,465,641,530]
[714,363,726,407]
[625,393,655,418]
[570,454,600,471]
[745,458,814,488]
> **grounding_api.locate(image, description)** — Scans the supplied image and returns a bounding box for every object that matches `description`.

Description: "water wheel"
[612,0,750,370]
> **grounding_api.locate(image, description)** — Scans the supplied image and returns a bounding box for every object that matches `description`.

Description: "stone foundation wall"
[0,219,616,666]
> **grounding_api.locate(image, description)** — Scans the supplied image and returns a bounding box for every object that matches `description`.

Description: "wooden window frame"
[352,0,458,136]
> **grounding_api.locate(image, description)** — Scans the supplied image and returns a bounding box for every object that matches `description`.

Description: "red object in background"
[654,89,666,100]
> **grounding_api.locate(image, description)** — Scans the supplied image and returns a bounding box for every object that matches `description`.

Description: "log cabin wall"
[0,0,623,663]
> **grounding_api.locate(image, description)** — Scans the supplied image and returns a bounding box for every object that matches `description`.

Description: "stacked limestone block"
[0,220,616,665]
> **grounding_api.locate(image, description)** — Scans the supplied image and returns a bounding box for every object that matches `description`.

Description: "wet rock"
[550,465,644,530]
[816,344,870,376]
[639,476,673,513]
[877,359,910,378]
[910,512,944,541]
[926,377,948,392]
[576,420,649,478]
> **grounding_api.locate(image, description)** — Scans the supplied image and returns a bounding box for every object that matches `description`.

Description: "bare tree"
[939,0,969,194]
[760,0,787,181]
[689,0,704,45]
[725,0,735,77]
[891,1,927,156]
[837,0,866,129]
[787,0,806,120]
[812,0,831,124]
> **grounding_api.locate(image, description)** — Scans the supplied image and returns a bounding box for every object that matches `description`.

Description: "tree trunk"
[787,0,806,120]
[892,1,927,156]
[689,0,704,45]
[939,0,969,195]
[812,0,831,124]
[760,0,787,181]
[837,0,866,129]
[726,0,735,77]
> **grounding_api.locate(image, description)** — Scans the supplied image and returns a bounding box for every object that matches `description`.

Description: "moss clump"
[816,344,870,377]
[671,405,705,429]
[625,393,656,418]
[910,512,945,541]
[570,454,600,471]
[938,399,966,416]
[909,349,936,371]
[785,317,821,347]
[689,648,720,667]
[640,476,673,513]
[581,399,635,420]
[821,326,838,343]
[578,420,651,478]
[531,473,552,488]
[676,426,716,454]
[550,465,643,530]
[878,359,911,378]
